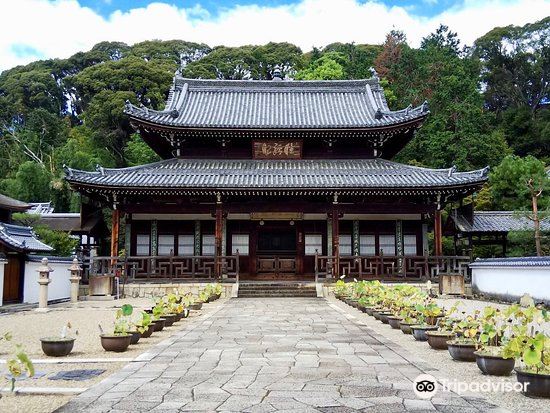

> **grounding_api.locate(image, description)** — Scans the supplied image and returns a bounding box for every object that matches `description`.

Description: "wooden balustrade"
[84,253,239,282]
[314,252,471,282]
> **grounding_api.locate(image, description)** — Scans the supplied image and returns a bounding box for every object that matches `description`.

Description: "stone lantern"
[36,257,53,311]
[68,258,82,303]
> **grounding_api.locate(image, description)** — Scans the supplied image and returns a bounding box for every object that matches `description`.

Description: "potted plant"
[410,302,442,341]
[474,306,515,376]
[99,304,133,352]
[447,314,480,361]
[426,303,460,350]
[40,322,77,357]
[151,302,167,331]
[134,311,154,338]
[503,305,550,397]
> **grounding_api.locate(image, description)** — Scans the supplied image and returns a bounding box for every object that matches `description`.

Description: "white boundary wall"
[471,264,550,304]
[0,259,5,306]
[23,257,73,304]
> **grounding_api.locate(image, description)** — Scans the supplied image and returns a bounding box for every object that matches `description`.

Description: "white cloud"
[0,0,549,72]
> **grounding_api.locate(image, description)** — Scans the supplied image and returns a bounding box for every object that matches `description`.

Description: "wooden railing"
[83,253,239,282]
[314,253,471,282]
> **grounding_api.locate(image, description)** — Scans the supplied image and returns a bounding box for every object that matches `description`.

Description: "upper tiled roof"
[0,193,30,212]
[470,256,550,268]
[124,76,429,129]
[0,222,54,253]
[65,158,488,194]
[452,211,550,233]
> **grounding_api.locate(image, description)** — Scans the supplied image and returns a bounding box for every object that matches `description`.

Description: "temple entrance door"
[255,223,297,278]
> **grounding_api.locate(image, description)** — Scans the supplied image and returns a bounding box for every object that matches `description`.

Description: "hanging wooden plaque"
[252,140,302,159]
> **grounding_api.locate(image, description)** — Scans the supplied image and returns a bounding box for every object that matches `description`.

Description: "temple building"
[65,70,488,281]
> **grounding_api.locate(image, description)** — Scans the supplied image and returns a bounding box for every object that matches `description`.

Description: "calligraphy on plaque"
[252,140,302,159]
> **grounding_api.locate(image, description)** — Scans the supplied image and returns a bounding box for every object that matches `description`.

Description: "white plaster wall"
[471,266,550,304]
[0,259,6,307]
[23,259,72,304]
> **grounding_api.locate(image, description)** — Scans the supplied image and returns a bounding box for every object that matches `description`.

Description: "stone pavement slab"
[55,298,507,412]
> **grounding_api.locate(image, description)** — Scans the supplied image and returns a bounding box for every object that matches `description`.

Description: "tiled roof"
[0,222,54,253]
[470,256,550,268]
[452,211,550,233]
[65,158,488,193]
[124,77,429,129]
[0,193,30,212]
[27,202,55,214]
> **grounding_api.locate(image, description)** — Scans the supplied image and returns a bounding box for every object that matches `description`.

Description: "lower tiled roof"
[0,222,54,253]
[452,211,550,233]
[65,158,488,194]
[470,257,550,268]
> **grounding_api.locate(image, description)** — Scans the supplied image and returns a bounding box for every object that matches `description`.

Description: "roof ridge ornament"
[272,65,283,81]
[170,109,179,118]
[96,165,105,176]
[369,67,379,80]
[375,108,384,120]
[421,100,429,113]
[448,165,457,177]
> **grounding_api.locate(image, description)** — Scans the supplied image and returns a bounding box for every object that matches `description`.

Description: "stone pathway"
[57,298,506,412]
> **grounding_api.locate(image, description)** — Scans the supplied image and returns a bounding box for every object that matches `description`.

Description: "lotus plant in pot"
[99,304,133,352]
[474,306,515,376]
[134,311,154,339]
[410,302,442,341]
[2,332,34,392]
[40,322,77,357]
[503,305,550,397]
[151,302,167,331]
[333,280,348,300]
[447,314,480,362]
[426,303,460,350]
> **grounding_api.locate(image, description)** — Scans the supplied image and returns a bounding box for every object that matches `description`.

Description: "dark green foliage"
[0,19,548,220]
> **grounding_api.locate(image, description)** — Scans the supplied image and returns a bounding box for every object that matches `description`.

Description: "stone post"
[68,258,82,303]
[36,258,53,312]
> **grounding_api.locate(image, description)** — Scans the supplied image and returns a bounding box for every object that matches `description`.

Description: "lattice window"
[158,234,175,256]
[136,234,150,256]
[232,234,249,255]
[202,234,215,256]
[379,234,396,256]
[305,234,323,255]
[404,234,417,256]
[178,235,194,256]
[360,234,376,255]
[339,234,352,256]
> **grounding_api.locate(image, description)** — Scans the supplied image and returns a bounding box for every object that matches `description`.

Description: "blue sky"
[1,0,549,72]
[79,0,462,18]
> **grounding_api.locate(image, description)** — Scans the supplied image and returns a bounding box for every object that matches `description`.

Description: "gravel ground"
[0,298,222,413]
[0,297,205,359]
[0,394,70,413]
[331,296,549,413]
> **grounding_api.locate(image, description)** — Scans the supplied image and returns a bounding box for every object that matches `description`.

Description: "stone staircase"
[237,282,318,298]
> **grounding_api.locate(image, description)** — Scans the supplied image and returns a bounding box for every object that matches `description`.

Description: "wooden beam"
[110,209,120,258]
[331,202,340,278]
[215,199,223,278]
[434,210,442,256]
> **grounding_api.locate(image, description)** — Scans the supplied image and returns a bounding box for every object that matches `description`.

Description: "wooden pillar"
[296,221,304,275]
[434,210,442,256]
[110,209,120,258]
[215,195,223,278]
[331,196,340,278]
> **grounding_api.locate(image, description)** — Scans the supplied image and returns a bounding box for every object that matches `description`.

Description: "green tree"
[295,52,346,80]
[489,155,548,210]
[124,134,161,166]
[1,161,52,202]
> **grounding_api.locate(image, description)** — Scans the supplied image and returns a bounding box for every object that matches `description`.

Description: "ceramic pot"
[40,337,75,357]
[515,369,550,398]
[447,341,477,362]
[411,325,438,341]
[475,352,515,376]
[426,332,455,350]
[387,316,403,329]
[100,334,131,352]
